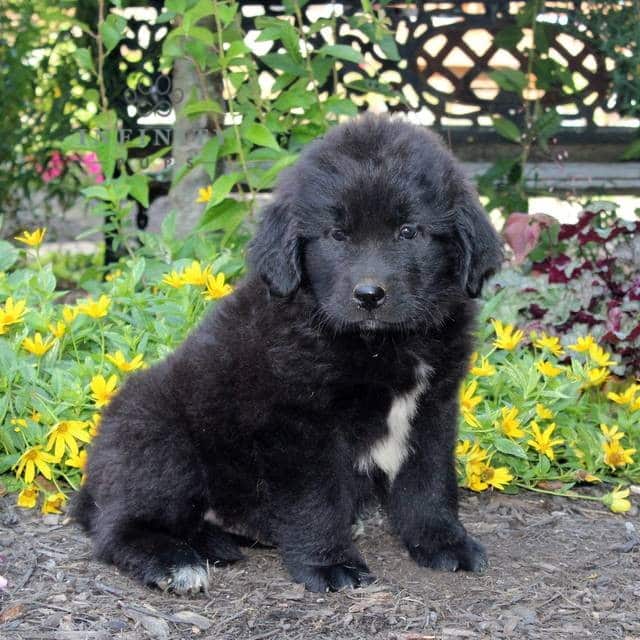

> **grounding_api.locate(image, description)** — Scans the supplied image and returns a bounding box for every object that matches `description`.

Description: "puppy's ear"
[454,182,503,298]
[248,200,301,297]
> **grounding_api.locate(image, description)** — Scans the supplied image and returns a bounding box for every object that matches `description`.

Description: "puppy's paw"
[288,561,376,593]
[409,534,488,574]
[153,563,210,595]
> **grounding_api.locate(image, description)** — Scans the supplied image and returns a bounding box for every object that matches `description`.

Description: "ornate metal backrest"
[112,1,632,157]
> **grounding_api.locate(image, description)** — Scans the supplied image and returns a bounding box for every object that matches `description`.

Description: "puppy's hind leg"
[188,522,245,565]
[94,522,210,595]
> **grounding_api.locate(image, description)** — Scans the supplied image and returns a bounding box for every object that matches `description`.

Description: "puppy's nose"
[353,283,386,310]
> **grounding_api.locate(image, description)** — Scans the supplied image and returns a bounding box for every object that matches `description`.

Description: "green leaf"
[37,267,57,294]
[273,86,316,112]
[130,258,146,286]
[198,199,248,238]
[494,437,529,460]
[262,53,306,76]
[183,0,215,31]
[216,3,238,26]
[243,123,280,151]
[183,99,223,118]
[533,23,549,54]
[492,116,521,143]
[0,453,20,474]
[81,185,111,201]
[494,25,523,50]
[318,44,363,64]
[0,241,19,271]
[207,172,242,207]
[378,34,400,61]
[101,14,127,55]
[128,174,149,207]
[255,153,298,190]
[188,26,215,46]
[489,69,527,92]
[73,47,94,73]
[325,97,358,116]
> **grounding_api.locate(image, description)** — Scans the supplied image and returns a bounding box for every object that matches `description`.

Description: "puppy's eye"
[399,224,418,240]
[331,229,348,241]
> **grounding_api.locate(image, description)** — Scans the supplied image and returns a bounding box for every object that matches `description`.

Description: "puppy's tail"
[70,486,97,532]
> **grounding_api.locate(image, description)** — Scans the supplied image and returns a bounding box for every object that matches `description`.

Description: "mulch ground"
[1,491,639,640]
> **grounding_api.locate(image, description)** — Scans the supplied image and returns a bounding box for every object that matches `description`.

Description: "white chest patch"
[357,363,432,481]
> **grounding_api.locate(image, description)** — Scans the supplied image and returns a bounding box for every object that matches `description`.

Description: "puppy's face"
[301,171,459,331]
[250,117,503,333]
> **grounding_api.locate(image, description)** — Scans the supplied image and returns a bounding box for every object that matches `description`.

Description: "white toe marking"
[204,508,222,526]
[358,363,432,481]
[168,564,209,594]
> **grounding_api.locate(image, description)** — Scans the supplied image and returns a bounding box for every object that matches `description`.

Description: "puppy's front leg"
[388,397,488,573]
[268,466,375,591]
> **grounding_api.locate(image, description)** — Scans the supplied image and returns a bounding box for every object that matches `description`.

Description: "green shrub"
[457,292,638,513]
[0,226,242,513]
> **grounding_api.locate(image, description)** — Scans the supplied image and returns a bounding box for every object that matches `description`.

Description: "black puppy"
[73,115,503,594]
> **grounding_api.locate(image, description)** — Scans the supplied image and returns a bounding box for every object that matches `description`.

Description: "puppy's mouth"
[338,316,417,334]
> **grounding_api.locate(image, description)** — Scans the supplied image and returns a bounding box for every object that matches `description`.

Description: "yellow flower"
[467,463,513,492]
[602,441,636,469]
[105,269,122,282]
[14,446,59,483]
[583,367,609,388]
[457,440,489,466]
[17,485,39,509]
[536,360,563,378]
[460,380,483,428]
[603,487,631,514]
[607,384,639,408]
[528,421,564,460]
[11,418,27,432]
[575,469,600,483]
[568,335,596,353]
[62,305,80,324]
[599,423,625,442]
[162,270,185,288]
[491,319,524,351]
[196,185,213,203]
[88,413,101,437]
[106,351,145,372]
[588,344,617,368]
[534,333,565,357]
[203,272,233,300]
[181,260,211,286]
[90,374,118,407]
[65,449,88,470]
[48,321,66,339]
[496,406,524,438]
[15,227,46,248]
[42,492,67,515]
[535,403,554,420]
[46,420,92,459]
[31,410,41,423]
[78,294,111,319]
[22,332,55,356]
[470,356,496,377]
[0,297,27,333]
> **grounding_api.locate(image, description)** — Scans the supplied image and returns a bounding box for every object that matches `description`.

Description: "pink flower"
[41,151,65,182]
[80,152,104,183]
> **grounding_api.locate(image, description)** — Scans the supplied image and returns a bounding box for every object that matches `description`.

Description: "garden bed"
[1,491,639,640]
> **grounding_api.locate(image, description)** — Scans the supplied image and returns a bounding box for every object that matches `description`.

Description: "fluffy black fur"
[73,115,503,594]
